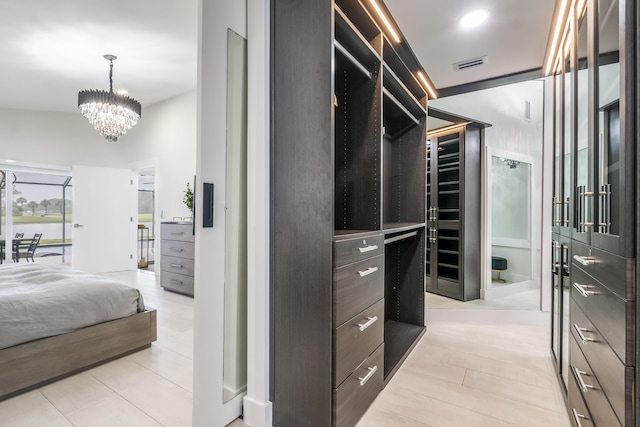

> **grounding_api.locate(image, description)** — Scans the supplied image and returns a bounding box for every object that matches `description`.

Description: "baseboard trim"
[243,395,273,427]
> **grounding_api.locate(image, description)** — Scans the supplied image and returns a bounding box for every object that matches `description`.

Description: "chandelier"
[78,55,142,142]
[500,157,520,169]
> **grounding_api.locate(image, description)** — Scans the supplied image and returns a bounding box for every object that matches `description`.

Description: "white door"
[72,165,134,273]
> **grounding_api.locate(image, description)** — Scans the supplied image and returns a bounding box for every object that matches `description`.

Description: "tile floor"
[0,268,569,427]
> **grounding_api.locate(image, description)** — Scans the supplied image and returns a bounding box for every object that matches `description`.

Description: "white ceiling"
[385,0,556,90]
[0,0,198,113]
[0,0,555,114]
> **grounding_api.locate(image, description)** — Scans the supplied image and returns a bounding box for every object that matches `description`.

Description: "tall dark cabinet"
[271,0,433,426]
[425,122,482,302]
[549,0,637,425]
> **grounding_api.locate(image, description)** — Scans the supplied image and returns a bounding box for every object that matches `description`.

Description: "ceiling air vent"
[452,55,488,72]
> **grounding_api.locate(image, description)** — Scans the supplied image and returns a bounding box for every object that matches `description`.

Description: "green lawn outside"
[3,213,152,224]
[2,214,72,224]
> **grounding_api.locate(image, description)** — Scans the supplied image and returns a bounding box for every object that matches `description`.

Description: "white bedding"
[0,263,145,350]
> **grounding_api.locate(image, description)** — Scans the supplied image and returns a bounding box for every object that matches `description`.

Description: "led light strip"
[544,0,570,75]
[418,71,438,99]
[369,0,401,43]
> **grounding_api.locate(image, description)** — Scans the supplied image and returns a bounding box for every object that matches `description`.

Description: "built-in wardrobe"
[549,0,637,425]
[271,0,434,425]
[425,110,487,302]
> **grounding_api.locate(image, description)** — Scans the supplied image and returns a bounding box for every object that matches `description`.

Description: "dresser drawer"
[161,239,195,260]
[570,299,626,423]
[333,344,383,427]
[572,240,633,300]
[334,234,384,268]
[571,267,631,363]
[568,371,595,427]
[161,255,195,277]
[334,299,384,387]
[570,337,621,427]
[334,255,384,327]
[161,271,194,296]
[161,223,195,243]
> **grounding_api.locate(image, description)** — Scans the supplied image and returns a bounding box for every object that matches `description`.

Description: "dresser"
[160,222,194,297]
[333,233,385,427]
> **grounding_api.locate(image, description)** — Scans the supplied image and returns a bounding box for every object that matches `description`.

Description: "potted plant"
[183,182,194,219]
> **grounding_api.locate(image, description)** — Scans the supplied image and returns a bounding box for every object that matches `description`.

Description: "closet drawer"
[334,234,384,268]
[568,372,595,427]
[161,271,195,296]
[160,255,195,277]
[572,241,633,300]
[334,299,384,387]
[161,223,195,242]
[570,267,631,363]
[333,344,383,427]
[570,337,621,427]
[570,299,626,423]
[161,239,195,260]
[334,255,384,326]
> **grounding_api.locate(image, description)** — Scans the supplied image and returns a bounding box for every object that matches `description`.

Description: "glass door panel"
[595,0,620,237]
[563,55,573,234]
[575,5,591,238]
[553,74,564,229]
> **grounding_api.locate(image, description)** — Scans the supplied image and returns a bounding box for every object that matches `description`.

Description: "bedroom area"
[0,0,200,425]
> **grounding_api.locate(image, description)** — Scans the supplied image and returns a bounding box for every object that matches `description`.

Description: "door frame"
[482,146,539,302]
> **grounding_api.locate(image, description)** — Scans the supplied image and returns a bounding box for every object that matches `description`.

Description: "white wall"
[0,108,129,168]
[193,0,248,425]
[124,90,197,225]
[0,92,197,226]
[431,80,544,299]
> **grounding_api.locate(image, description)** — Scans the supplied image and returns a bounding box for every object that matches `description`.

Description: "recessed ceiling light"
[460,9,489,29]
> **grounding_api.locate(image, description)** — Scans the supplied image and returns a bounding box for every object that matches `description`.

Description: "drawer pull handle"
[571,408,589,427]
[170,279,183,285]
[573,282,595,298]
[358,316,378,331]
[573,255,594,266]
[358,365,378,386]
[357,245,378,253]
[170,248,184,252]
[572,366,594,393]
[357,267,379,277]
[170,263,183,269]
[573,324,594,344]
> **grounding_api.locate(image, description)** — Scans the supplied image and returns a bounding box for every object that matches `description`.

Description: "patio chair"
[14,233,42,262]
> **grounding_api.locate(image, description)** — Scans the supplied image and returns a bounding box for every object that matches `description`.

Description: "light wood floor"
[0,269,569,426]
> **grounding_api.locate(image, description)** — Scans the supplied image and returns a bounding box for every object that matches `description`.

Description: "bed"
[0,263,157,401]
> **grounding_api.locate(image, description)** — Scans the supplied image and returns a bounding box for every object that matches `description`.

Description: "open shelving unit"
[271,0,434,425]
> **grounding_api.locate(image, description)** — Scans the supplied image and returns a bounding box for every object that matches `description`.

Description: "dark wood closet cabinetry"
[272,0,433,425]
[425,123,482,302]
[549,0,637,425]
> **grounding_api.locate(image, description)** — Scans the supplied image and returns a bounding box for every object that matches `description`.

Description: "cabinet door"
[591,0,633,257]
[552,73,565,232]
[426,130,463,300]
[573,6,591,244]
[561,51,574,238]
[551,237,561,365]
[559,239,571,391]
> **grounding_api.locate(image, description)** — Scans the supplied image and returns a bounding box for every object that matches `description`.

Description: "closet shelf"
[335,41,372,79]
[383,320,425,380]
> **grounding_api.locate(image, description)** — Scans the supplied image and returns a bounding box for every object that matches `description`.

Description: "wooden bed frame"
[0,308,157,401]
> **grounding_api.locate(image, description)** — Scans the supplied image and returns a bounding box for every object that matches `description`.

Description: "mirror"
[486,151,536,301]
[223,29,248,403]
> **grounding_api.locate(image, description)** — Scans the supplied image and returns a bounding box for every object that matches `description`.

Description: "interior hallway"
[0,269,567,426]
